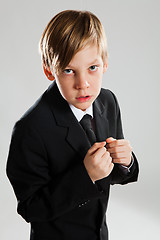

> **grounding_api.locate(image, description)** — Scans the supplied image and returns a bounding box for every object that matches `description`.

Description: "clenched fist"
[106,137,132,167]
[83,142,114,182]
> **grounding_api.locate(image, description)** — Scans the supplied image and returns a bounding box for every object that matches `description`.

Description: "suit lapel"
[66,122,91,158]
[46,82,90,158]
[93,96,110,142]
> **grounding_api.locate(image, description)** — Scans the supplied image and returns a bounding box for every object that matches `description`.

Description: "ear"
[43,65,55,81]
[103,60,108,73]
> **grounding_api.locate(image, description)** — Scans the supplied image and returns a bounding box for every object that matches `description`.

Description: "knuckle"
[104,152,110,160]
[109,162,113,167]
[92,155,98,166]
[102,147,106,153]
[101,148,107,157]
[106,151,110,157]
[111,162,114,169]
[106,156,111,165]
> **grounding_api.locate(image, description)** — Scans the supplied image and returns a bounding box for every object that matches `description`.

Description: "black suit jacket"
[7,82,139,240]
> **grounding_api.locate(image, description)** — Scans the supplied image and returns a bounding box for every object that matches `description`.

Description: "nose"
[75,73,89,89]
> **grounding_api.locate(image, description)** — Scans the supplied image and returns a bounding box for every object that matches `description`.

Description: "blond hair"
[39,10,107,73]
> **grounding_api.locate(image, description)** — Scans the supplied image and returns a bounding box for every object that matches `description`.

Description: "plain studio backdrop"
[1,0,160,239]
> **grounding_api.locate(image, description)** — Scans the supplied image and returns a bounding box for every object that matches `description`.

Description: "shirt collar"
[69,104,93,122]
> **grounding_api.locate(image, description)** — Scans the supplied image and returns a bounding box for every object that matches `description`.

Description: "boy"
[7,10,139,240]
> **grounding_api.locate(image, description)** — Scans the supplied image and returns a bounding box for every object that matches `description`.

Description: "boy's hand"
[83,142,114,182]
[106,137,132,167]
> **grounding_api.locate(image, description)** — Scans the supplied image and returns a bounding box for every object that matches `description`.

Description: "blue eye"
[63,69,73,74]
[89,65,98,71]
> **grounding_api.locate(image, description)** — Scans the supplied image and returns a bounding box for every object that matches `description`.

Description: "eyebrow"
[66,58,100,69]
[88,59,100,65]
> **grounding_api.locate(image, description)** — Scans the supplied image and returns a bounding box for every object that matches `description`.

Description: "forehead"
[67,44,102,68]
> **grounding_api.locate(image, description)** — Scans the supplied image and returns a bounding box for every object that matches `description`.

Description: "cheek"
[92,75,102,96]
[92,75,102,89]
[57,81,73,100]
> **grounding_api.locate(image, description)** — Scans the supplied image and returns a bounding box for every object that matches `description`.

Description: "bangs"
[40,10,107,73]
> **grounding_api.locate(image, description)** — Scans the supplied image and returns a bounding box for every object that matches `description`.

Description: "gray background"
[1,0,160,239]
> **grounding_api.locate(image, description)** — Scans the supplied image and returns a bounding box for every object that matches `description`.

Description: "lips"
[76,95,91,103]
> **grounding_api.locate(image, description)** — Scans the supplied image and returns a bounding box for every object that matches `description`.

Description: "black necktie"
[80,114,96,146]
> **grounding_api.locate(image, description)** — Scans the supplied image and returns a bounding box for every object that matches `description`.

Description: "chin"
[78,104,92,111]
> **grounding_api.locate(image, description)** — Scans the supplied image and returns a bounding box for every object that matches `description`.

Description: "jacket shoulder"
[99,88,119,107]
[13,84,55,134]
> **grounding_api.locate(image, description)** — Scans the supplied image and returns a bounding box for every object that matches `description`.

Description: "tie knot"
[80,114,92,132]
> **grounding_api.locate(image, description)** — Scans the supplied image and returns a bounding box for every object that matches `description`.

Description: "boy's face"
[53,44,107,111]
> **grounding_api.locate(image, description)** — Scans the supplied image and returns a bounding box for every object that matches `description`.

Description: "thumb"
[89,141,106,155]
[106,137,116,144]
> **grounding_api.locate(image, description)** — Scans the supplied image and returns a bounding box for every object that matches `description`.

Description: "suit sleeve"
[110,91,139,185]
[96,91,139,190]
[6,121,106,223]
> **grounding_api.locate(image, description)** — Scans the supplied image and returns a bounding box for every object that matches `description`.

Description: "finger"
[107,162,114,173]
[106,137,116,144]
[104,162,114,175]
[110,151,130,159]
[108,145,132,155]
[101,155,113,171]
[112,158,126,164]
[107,146,126,154]
[107,139,130,148]
[112,157,131,166]
[92,146,107,161]
[102,150,111,160]
[88,142,106,155]
[100,154,112,168]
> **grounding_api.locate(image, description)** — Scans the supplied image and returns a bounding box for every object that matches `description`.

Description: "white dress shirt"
[69,103,93,122]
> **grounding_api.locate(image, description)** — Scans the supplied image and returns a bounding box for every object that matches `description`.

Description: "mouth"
[76,95,91,103]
